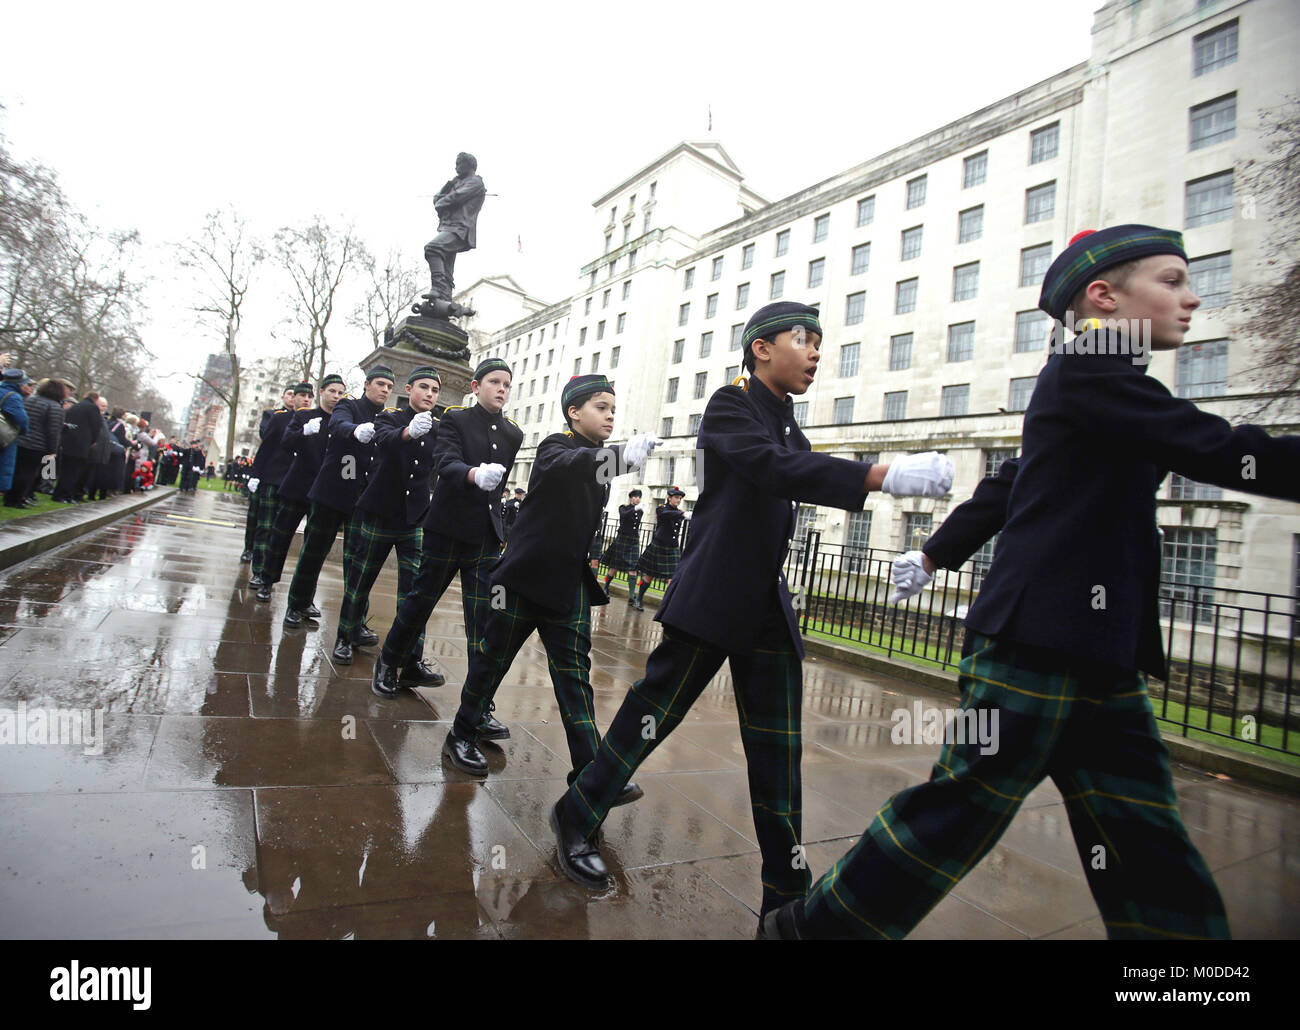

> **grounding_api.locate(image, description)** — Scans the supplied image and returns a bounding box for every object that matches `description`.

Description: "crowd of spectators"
[0,356,191,510]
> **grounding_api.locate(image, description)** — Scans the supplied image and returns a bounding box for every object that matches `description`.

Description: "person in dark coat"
[333,368,442,685]
[283,366,393,650]
[502,487,524,539]
[368,358,521,677]
[247,384,313,577]
[262,375,347,610]
[240,387,296,559]
[775,226,1300,941]
[53,391,106,502]
[548,302,952,918]
[6,377,65,507]
[0,369,33,500]
[633,487,686,608]
[438,374,656,812]
[599,488,644,607]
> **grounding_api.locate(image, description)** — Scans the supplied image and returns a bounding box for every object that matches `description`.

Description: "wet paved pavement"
[0,489,1297,939]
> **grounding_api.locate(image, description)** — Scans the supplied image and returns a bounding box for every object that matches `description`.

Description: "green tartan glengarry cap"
[562,374,615,414]
[1038,225,1186,321]
[742,302,822,363]
[473,357,512,381]
[365,364,396,382]
[407,366,441,385]
[292,381,314,395]
[319,374,345,390]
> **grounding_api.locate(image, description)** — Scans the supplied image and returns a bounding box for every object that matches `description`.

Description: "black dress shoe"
[550,799,609,890]
[332,636,353,664]
[283,609,304,628]
[256,583,272,602]
[611,781,645,807]
[352,626,379,647]
[239,550,253,563]
[302,604,321,619]
[757,898,807,940]
[478,711,510,740]
[248,574,266,587]
[371,656,404,698]
[632,594,644,612]
[398,661,445,687]
[442,732,488,776]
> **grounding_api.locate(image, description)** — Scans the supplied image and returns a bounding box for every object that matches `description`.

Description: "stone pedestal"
[359,315,474,411]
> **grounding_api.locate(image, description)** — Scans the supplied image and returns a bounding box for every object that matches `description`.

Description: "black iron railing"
[591,516,1298,758]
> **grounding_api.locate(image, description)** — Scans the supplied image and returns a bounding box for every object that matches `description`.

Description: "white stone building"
[459,0,1300,607]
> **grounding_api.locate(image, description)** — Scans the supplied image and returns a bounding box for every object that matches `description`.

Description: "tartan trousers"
[381,530,499,670]
[243,489,260,551]
[337,513,423,648]
[452,581,601,776]
[563,614,808,915]
[262,495,311,585]
[251,483,281,575]
[286,503,361,617]
[799,633,1230,940]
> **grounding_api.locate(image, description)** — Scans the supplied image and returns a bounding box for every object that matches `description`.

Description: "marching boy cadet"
[259,375,348,610]
[764,226,1300,940]
[600,488,644,609]
[633,486,686,610]
[285,367,392,648]
[248,382,314,588]
[549,301,954,921]
[333,367,444,686]
[241,385,296,563]
[440,374,658,810]
[370,358,521,700]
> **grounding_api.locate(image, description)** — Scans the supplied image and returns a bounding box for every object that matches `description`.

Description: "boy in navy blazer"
[549,302,954,921]
[768,226,1300,940]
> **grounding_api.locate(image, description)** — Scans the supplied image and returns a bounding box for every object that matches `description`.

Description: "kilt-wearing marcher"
[335,369,441,669]
[599,494,644,607]
[551,302,954,920]
[375,364,522,687]
[248,406,298,577]
[441,374,652,801]
[241,405,281,562]
[259,382,336,605]
[636,498,684,579]
[776,226,1300,940]
[293,377,389,649]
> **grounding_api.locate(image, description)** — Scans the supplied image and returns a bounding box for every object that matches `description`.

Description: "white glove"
[408,411,433,439]
[474,462,505,492]
[889,550,934,603]
[881,452,954,498]
[353,422,375,444]
[302,417,322,436]
[623,433,663,470]
[192,466,201,472]
[247,478,260,494]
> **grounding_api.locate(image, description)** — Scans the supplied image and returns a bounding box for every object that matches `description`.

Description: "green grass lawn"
[0,495,68,523]
[195,477,241,493]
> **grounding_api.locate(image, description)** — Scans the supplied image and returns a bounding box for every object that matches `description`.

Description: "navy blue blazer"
[491,430,617,613]
[658,376,870,657]
[307,395,383,514]
[277,406,331,503]
[965,337,1300,677]
[650,504,686,545]
[426,403,523,544]
[616,503,643,534]
[922,457,1020,571]
[252,408,296,486]
[356,407,438,528]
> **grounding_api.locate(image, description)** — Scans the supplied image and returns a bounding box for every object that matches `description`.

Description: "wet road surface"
[1,489,1297,938]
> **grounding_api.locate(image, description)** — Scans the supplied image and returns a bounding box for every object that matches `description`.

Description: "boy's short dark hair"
[1066,259,1141,321]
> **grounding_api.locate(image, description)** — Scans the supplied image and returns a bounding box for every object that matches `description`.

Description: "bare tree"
[275,217,365,382]
[350,247,421,348]
[177,208,265,462]
[1233,94,1300,420]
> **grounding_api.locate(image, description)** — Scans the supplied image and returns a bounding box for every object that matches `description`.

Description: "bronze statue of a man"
[424,152,486,302]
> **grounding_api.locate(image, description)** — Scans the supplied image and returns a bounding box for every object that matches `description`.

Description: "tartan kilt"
[637,539,680,579]
[600,530,642,572]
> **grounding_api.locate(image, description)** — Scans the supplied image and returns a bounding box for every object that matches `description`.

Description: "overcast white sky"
[0,0,1100,415]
